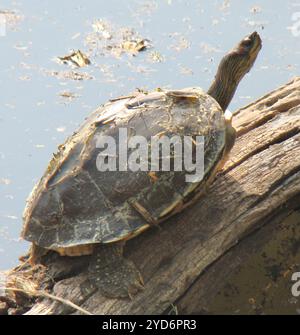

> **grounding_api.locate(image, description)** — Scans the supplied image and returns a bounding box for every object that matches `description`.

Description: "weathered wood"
[177,197,300,314]
[5,77,300,315]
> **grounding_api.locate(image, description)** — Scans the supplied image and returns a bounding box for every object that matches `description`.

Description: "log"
[4,77,300,315]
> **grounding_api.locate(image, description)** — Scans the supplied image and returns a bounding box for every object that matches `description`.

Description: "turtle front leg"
[87,242,144,299]
[216,111,237,172]
[224,110,237,157]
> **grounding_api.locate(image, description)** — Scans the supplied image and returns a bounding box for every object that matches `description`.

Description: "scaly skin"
[208,31,262,171]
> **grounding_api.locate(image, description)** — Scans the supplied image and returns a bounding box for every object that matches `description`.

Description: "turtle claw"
[80,279,98,297]
[91,259,144,299]
[88,244,144,300]
[128,273,145,299]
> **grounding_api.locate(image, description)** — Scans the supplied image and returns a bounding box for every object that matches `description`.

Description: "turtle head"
[208,31,262,111]
[227,31,262,79]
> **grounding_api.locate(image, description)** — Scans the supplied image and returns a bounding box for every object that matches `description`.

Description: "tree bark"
[4,77,300,315]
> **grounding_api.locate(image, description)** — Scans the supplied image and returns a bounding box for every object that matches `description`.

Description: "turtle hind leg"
[88,242,144,299]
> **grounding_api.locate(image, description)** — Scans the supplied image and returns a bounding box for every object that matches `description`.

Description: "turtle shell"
[22,88,226,250]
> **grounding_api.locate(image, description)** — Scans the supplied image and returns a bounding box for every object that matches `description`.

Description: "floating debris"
[20,62,36,70]
[286,64,296,71]
[200,42,221,54]
[121,39,150,55]
[127,62,156,75]
[45,70,93,81]
[85,19,151,58]
[92,20,112,40]
[134,0,158,17]
[219,0,231,11]
[0,178,11,185]
[147,51,165,63]
[212,18,220,26]
[18,75,31,81]
[57,50,91,68]
[56,127,66,133]
[97,64,117,83]
[245,19,267,30]
[250,6,262,14]
[105,37,151,58]
[169,34,190,52]
[59,91,78,100]
[0,9,23,31]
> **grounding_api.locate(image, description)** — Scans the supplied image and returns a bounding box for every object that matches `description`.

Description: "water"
[0,0,299,270]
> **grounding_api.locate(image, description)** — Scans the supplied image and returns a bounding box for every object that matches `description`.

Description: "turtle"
[21,32,262,299]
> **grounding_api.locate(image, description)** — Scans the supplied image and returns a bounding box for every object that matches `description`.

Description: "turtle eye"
[242,39,252,48]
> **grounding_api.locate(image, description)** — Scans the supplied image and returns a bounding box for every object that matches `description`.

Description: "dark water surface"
[0,0,300,271]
